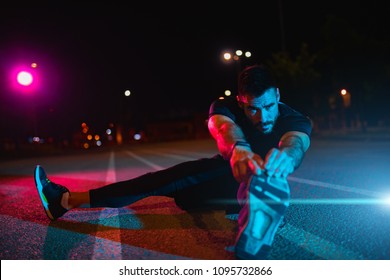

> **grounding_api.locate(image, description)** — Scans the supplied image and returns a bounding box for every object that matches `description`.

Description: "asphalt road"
[0,137,389,260]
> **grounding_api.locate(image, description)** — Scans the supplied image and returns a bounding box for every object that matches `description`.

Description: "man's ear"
[236,95,244,108]
[276,88,280,102]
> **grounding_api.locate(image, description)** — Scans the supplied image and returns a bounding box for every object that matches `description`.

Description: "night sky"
[1,1,389,141]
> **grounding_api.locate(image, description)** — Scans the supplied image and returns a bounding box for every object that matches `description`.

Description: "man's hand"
[230,145,264,183]
[268,130,310,177]
[264,148,295,178]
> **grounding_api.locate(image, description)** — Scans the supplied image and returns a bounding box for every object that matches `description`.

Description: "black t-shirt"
[209,98,312,159]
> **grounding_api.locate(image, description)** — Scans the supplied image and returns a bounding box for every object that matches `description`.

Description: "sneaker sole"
[235,173,290,259]
[34,166,55,220]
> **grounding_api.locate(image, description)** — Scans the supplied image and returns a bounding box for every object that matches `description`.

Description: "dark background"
[1,1,389,144]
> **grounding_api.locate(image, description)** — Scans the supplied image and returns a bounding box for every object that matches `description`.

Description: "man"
[34,64,312,259]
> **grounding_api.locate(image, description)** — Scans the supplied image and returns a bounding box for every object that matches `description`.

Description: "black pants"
[89,154,241,212]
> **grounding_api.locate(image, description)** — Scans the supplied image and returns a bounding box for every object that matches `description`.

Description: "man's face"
[237,87,280,134]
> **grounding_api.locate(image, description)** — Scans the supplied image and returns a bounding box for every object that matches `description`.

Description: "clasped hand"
[230,147,294,183]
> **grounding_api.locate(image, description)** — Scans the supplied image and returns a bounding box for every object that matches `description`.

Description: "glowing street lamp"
[224,89,232,96]
[12,62,40,94]
[17,71,34,86]
[14,63,40,136]
[340,88,353,130]
[222,49,252,63]
[340,88,351,108]
[222,49,252,77]
[223,52,232,61]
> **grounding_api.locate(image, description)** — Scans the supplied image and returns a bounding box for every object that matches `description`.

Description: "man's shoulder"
[278,102,307,118]
[211,97,237,107]
[277,102,312,135]
[278,102,297,113]
[209,97,240,118]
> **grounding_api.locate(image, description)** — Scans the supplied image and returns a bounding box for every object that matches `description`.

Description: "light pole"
[117,88,134,145]
[340,88,352,130]
[340,89,351,108]
[15,64,39,139]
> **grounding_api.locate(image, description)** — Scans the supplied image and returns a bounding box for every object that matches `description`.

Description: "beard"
[256,122,275,134]
[255,115,278,135]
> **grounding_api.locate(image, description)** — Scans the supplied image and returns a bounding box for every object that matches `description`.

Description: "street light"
[14,63,40,137]
[222,49,252,63]
[224,89,232,96]
[116,88,133,145]
[340,88,352,129]
[12,62,41,94]
[340,89,351,108]
[16,71,34,86]
[222,49,252,77]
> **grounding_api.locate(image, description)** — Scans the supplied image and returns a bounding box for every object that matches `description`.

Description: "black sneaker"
[235,173,290,259]
[34,165,69,221]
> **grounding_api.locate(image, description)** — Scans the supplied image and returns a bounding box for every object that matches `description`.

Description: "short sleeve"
[208,98,237,122]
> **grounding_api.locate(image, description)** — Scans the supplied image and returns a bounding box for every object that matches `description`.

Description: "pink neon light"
[17,71,34,86]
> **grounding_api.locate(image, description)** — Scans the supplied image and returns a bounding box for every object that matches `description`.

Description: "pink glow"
[17,71,33,86]
[9,64,41,94]
[4,47,61,101]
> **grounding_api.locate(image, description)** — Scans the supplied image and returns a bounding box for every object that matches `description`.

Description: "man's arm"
[264,131,310,177]
[208,114,246,159]
[208,114,263,182]
[279,131,310,168]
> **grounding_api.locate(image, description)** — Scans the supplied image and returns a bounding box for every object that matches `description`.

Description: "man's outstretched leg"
[34,156,237,221]
[235,173,290,259]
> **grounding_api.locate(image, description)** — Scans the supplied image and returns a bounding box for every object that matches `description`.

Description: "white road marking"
[92,151,123,260]
[288,176,383,197]
[125,151,164,170]
[138,149,195,161]
[152,148,214,158]
[289,198,389,205]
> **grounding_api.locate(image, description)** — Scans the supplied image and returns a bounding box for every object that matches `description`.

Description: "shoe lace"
[46,178,66,191]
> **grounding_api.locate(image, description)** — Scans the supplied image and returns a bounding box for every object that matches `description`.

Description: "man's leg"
[34,155,238,220]
[88,155,236,208]
[65,191,89,209]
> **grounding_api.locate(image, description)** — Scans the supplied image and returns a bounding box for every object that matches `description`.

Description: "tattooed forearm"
[278,131,310,170]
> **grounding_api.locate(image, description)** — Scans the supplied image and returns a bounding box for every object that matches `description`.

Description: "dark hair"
[238,64,277,97]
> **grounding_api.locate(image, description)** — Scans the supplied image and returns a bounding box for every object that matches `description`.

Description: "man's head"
[237,64,280,134]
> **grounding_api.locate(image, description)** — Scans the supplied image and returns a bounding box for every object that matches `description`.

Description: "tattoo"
[278,133,308,169]
[208,115,248,160]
